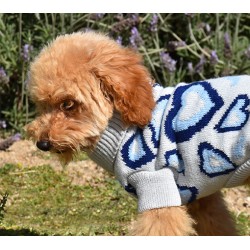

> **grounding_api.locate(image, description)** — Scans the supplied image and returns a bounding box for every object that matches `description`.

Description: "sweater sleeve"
[127,168,182,212]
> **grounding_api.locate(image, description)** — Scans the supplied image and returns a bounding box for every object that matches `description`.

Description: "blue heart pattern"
[124,184,137,197]
[165,149,185,174]
[226,75,242,87]
[165,81,224,143]
[121,94,170,169]
[232,135,246,163]
[215,95,250,133]
[121,130,155,169]
[149,95,170,148]
[177,185,198,204]
[198,142,237,177]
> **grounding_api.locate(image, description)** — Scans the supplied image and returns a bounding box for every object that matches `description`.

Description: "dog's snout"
[36,140,51,151]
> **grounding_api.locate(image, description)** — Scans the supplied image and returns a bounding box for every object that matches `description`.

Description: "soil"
[0,140,249,215]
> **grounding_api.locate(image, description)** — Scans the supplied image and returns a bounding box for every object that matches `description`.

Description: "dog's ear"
[92,48,155,127]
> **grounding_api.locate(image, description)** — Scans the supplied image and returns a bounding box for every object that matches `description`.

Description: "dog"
[26,31,250,236]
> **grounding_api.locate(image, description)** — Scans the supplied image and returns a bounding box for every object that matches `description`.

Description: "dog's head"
[26,32,155,163]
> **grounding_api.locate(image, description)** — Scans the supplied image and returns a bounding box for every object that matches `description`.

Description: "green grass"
[0,163,249,236]
[235,211,250,236]
[0,164,136,236]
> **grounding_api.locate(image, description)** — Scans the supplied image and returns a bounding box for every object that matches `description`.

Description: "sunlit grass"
[0,163,249,236]
[0,164,136,236]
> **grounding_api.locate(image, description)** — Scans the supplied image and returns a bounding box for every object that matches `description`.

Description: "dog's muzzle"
[36,140,52,151]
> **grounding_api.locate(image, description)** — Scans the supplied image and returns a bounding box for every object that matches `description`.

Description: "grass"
[235,210,250,236]
[0,162,249,236]
[0,163,136,236]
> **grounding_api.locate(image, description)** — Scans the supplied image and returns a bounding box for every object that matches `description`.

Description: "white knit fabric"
[88,75,250,212]
[88,111,127,173]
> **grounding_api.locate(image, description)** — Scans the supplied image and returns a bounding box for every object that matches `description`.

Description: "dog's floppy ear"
[92,47,155,127]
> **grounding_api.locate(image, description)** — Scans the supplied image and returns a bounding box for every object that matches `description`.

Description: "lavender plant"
[160,52,177,73]
[22,44,34,62]
[150,14,158,33]
[0,13,249,133]
[210,50,219,65]
[244,46,250,59]
[0,67,9,85]
[129,27,143,50]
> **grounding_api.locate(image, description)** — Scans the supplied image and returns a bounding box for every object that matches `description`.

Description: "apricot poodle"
[26,31,250,236]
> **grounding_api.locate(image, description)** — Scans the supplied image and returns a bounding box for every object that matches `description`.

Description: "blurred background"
[0,13,249,135]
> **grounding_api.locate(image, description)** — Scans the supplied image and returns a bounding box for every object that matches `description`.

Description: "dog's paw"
[130,206,196,236]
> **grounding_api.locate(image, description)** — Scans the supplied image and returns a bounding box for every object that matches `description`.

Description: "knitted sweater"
[88,75,250,212]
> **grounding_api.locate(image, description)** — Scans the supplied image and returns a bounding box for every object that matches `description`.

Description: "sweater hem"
[225,160,250,188]
[128,168,182,212]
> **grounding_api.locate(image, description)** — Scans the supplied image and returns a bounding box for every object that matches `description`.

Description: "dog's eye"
[60,100,75,111]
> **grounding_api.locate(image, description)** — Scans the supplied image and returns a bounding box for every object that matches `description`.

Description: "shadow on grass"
[0,227,47,236]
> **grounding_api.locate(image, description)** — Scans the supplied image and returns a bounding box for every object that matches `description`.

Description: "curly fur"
[26,31,246,235]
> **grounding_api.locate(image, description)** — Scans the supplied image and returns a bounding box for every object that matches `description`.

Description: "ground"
[0,140,249,235]
[0,140,106,186]
[1,140,249,214]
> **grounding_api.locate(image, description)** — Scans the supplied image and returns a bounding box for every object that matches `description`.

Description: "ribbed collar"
[87,111,128,173]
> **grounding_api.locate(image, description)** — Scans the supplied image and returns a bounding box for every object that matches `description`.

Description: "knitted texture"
[88,75,250,212]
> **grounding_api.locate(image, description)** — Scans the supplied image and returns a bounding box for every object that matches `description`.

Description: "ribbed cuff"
[88,111,127,173]
[128,168,181,212]
[225,160,250,188]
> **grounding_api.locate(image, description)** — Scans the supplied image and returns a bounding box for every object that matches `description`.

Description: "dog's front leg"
[131,206,196,236]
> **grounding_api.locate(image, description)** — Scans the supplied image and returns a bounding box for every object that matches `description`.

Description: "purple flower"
[0,67,7,78]
[112,14,140,33]
[244,46,250,59]
[0,133,21,151]
[187,62,194,75]
[224,33,232,59]
[224,33,231,48]
[150,14,158,32]
[210,50,219,65]
[129,13,140,23]
[115,13,124,21]
[194,55,206,74]
[89,13,105,20]
[116,36,123,45]
[168,40,186,51]
[0,67,9,85]
[22,44,33,62]
[160,52,176,73]
[205,23,211,33]
[198,22,211,34]
[129,27,143,49]
[0,120,7,129]
[12,133,21,142]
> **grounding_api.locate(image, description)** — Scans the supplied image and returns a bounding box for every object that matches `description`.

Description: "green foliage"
[0,192,8,224]
[235,212,250,235]
[0,164,136,235]
[0,13,249,132]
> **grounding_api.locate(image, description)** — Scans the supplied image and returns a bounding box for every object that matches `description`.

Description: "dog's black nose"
[36,140,51,151]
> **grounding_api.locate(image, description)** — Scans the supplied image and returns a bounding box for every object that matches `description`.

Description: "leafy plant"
[0,13,249,133]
